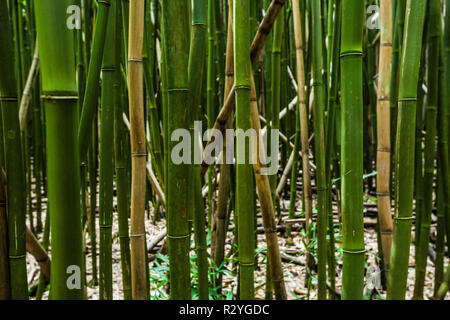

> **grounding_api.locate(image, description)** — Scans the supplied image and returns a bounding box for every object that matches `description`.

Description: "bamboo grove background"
[0,0,449,300]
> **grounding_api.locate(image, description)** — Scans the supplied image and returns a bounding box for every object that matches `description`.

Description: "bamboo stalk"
[234,0,255,300]
[99,0,117,300]
[387,0,427,300]
[0,0,29,300]
[78,0,111,160]
[413,0,441,300]
[188,0,209,300]
[292,0,313,274]
[114,0,132,300]
[128,0,147,300]
[162,0,192,300]
[34,0,85,299]
[18,41,39,132]
[310,0,328,300]
[376,0,394,280]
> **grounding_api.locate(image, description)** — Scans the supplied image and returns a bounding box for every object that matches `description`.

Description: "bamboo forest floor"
[25,177,443,300]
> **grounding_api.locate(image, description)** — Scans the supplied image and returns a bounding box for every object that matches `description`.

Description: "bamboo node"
[41,95,78,101]
[167,234,190,239]
[167,88,189,93]
[376,148,390,153]
[264,228,277,234]
[342,249,366,254]
[0,97,18,101]
[376,192,390,197]
[394,216,413,221]
[0,201,6,207]
[132,152,147,158]
[340,51,363,58]
[128,58,143,63]
[98,0,111,7]
[129,233,146,238]
[100,224,113,228]
[9,254,26,259]
[239,262,255,267]
[398,97,417,102]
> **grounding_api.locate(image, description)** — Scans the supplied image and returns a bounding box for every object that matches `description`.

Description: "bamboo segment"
[234,0,255,300]
[200,0,287,177]
[292,0,313,272]
[188,0,209,300]
[99,0,116,300]
[414,0,441,300]
[128,0,147,300]
[162,0,192,300]
[78,0,111,160]
[249,73,287,300]
[310,0,328,300]
[376,0,394,280]
[0,166,11,299]
[114,0,131,298]
[387,0,427,300]
[340,0,365,300]
[34,0,84,300]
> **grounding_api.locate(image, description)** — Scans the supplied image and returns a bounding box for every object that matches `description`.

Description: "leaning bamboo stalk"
[25,227,50,283]
[387,0,427,300]
[292,0,312,257]
[376,0,394,280]
[18,41,39,132]
[249,73,287,300]
[200,0,287,177]
[78,0,111,160]
[212,0,234,277]
[128,0,147,300]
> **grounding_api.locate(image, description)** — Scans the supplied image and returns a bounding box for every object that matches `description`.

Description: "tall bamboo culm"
[234,0,256,300]
[413,0,441,300]
[376,0,394,280]
[34,0,85,299]
[0,0,28,300]
[387,0,427,300]
[128,0,147,300]
[162,0,192,300]
[310,0,328,300]
[340,0,365,300]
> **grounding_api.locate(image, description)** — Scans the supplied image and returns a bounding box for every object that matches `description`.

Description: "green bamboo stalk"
[340,0,365,300]
[78,0,111,160]
[207,0,216,229]
[441,0,450,271]
[234,0,255,300]
[0,165,11,299]
[0,0,28,300]
[114,0,132,300]
[162,0,192,300]
[413,0,440,300]
[269,7,283,205]
[310,0,327,300]
[387,0,427,300]
[188,0,209,300]
[34,0,85,299]
[99,0,117,300]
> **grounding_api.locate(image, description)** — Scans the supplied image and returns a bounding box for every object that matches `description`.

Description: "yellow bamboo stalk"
[128,0,147,300]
